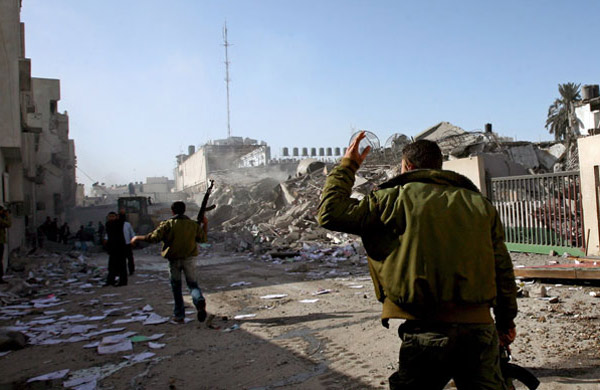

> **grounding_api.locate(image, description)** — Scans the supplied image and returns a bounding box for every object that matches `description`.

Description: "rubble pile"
[0,250,104,306]
[207,165,391,254]
[202,129,577,258]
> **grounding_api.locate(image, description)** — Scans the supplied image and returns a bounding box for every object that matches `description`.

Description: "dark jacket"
[318,158,518,331]
[105,219,126,255]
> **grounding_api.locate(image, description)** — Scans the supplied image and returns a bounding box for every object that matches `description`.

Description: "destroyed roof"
[414,121,466,141]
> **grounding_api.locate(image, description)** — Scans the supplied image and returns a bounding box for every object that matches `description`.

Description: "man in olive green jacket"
[132,201,208,323]
[318,132,517,389]
[0,205,11,284]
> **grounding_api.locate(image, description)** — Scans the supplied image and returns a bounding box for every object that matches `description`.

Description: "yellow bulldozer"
[117,196,156,235]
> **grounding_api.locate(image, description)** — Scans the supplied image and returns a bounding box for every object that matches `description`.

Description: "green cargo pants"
[389,320,507,390]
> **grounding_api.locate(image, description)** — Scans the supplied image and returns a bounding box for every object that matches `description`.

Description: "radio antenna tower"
[223,21,232,138]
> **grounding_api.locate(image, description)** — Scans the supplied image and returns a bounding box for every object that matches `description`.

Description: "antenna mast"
[223,22,232,138]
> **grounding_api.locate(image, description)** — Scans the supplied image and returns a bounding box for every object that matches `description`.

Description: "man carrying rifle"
[318,133,518,389]
[132,201,208,323]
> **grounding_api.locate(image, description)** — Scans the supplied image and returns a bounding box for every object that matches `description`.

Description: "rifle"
[500,346,540,390]
[197,179,216,227]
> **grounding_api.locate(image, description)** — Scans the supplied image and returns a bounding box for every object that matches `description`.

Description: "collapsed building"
[195,120,600,259]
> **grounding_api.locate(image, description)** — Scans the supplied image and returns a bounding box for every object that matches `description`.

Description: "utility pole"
[223,22,232,138]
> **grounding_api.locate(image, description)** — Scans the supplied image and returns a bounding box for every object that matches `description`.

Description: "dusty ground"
[1,247,600,390]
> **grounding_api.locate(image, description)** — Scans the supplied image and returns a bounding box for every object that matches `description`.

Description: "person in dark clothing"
[84,222,96,243]
[40,217,52,240]
[97,221,105,244]
[103,212,128,287]
[49,218,59,242]
[0,206,11,284]
[59,223,70,244]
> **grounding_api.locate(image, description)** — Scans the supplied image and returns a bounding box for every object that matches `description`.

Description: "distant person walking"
[119,209,136,275]
[131,201,208,323]
[103,212,128,287]
[0,206,11,284]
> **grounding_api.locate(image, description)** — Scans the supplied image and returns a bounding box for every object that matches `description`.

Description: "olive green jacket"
[144,214,206,260]
[318,158,517,330]
[0,214,11,244]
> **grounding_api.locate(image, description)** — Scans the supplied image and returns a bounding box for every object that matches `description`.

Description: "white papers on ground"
[97,339,133,355]
[148,342,165,349]
[143,313,169,325]
[124,351,155,362]
[234,314,256,319]
[27,369,70,382]
[299,299,319,303]
[260,294,288,300]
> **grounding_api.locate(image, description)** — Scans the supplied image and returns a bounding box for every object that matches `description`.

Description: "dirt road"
[1,248,600,389]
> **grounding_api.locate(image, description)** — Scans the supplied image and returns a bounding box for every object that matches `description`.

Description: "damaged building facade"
[86,176,177,206]
[174,137,296,203]
[1,1,77,264]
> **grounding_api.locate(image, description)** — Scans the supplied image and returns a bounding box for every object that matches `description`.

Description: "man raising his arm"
[318,132,517,389]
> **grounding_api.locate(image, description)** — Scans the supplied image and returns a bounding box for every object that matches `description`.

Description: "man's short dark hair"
[401,140,443,169]
[108,212,117,216]
[171,201,186,215]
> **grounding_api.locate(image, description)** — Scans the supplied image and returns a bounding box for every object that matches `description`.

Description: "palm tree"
[545,83,581,142]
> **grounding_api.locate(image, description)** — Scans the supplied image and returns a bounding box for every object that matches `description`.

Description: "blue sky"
[21,1,600,188]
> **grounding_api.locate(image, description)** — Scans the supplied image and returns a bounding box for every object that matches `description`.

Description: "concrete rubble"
[201,129,574,264]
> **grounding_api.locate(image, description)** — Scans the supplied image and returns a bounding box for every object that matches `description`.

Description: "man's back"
[146,215,205,259]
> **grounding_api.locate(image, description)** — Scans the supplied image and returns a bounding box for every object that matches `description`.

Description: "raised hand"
[344,131,371,167]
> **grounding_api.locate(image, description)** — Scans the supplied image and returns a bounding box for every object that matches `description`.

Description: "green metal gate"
[489,171,586,256]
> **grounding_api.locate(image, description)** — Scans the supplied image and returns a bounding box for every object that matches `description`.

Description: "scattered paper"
[312,289,332,295]
[112,318,138,325]
[86,328,126,338]
[63,374,99,389]
[44,309,66,315]
[299,299,319,303]
[148,342,165,349]
[73,379,97,390]
[101,331,137,345]
[83,341,100,349]
[234,314,256,319]
[260,294,288,300]
[143,313,169,325]
[97,339,133,354]
[348,285,364,289]
[0,351,11,357]
[142,304,153,312]
[222,324,240,332]
[27,369,70,382]
[124,352,156,363]
[61,324,98,335]
[230,281,252,287]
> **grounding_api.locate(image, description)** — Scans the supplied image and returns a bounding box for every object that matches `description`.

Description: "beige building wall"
[31,78,76,221]
[0,0,22,150]
[175,149,208,193]
[0,0,27,262]
[443,156,487,196]
[577,135,600,256]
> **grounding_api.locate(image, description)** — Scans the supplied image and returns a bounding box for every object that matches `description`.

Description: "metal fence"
[490,171,585,255]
